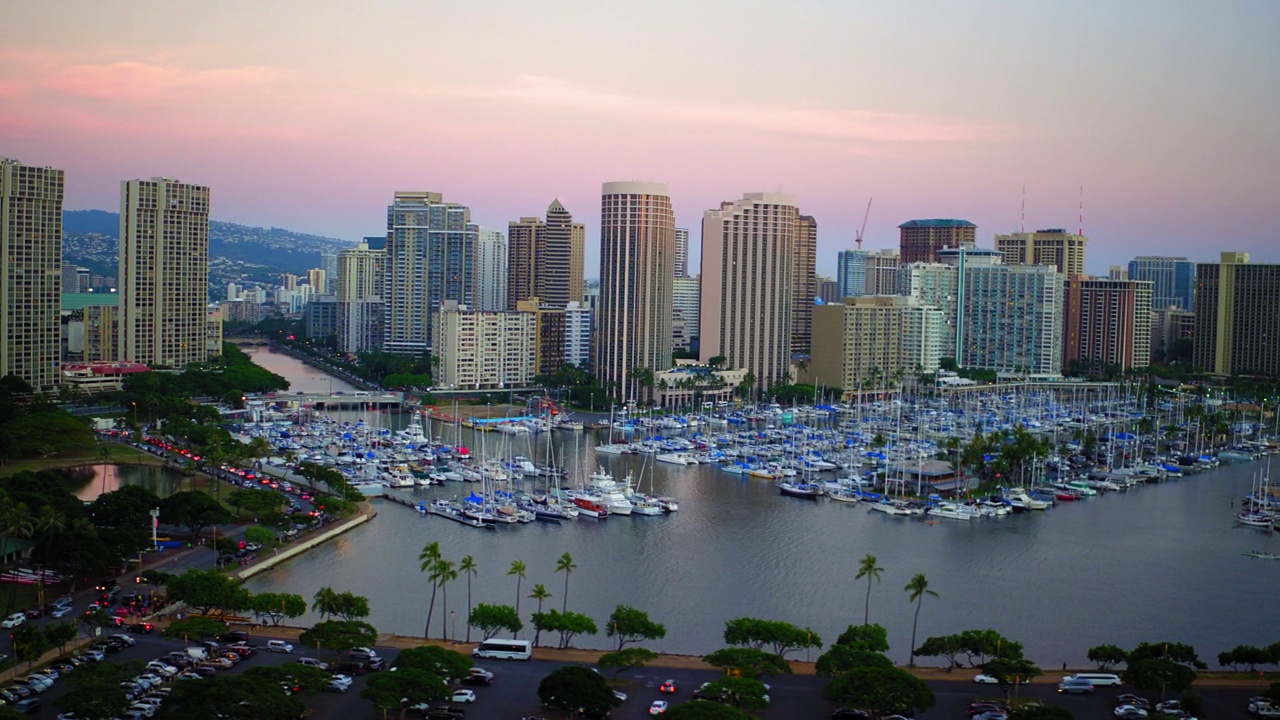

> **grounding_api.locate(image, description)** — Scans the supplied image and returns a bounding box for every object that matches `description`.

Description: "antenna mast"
[855,197,873,250]
[1078,185,1084,236]
[1020,185,1026,233]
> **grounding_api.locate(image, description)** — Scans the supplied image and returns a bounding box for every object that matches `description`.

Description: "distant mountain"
[62,210,357,291]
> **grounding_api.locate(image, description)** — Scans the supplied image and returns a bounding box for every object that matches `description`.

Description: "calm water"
[72,464,191,502]
[241,350,1279,666]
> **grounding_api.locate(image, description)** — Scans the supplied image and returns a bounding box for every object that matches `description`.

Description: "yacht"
[1003,488,1051,510]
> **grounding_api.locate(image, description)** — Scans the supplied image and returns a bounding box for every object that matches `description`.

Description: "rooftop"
[899,219,977,229]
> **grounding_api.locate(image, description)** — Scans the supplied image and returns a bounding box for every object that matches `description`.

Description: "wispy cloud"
[441,75,1014,145]
[43,60,287,100]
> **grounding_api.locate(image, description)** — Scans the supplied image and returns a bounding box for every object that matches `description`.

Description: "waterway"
[240,348,1278,666]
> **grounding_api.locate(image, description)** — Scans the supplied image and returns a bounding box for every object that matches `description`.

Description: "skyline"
[3,1,1278,277]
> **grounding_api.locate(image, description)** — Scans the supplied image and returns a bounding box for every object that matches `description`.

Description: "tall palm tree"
[855,554,883,626]
[508,560,527,622]
[905,573,939,667]
[555,552,576,613]
[312,586,339,620]
[419,541,442,637]
[459,555,478,642]
[528,583,551,647]
[435,559,458,641]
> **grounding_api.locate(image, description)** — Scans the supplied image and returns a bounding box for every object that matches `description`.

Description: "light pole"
[131,401,138,428]
[150,508,160,551]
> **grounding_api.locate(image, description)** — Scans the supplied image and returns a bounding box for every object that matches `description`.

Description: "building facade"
[0,158,64,392]
[1128,256,1196,312]
[473,226,507,312]
[118,177,211,369]
[836,249,868,300]
[1063,278,1153,374]
[945,250,1063,375]
[674,228,690,278]
[672,276,700,351]
[564,301,592,370]
[597,182,675,401]
[700,192,797,388]
[994,229,1088,277]
[336,241,385,354]
[1193,252,1280,376]
[1150,306,1195,364]
[384,191,475,355]
[516,297,567,376]
[433,300,536,389]
[898,262,959,354]
[898,219,976,264]
[507,201,584,311]
[791,215,817,358]
[808,296,943,397]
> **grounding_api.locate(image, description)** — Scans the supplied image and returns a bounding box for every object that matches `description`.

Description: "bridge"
[247,391,405,408]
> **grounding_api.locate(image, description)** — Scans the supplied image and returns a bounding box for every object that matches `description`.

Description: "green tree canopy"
[835,623,890,653]
[467,603,523,640]
[815,646,894,677]
[153,670,306,720]
[702,647,792,678]
[360,668,449,720]
[823,666,936,719]
[54,659,143,720]
[723,617,822,658]
[1086,644,1128,671]
[536,665,619,717]
[159,490,235,539]
[1128,641,1206,670]
[597,647,659,680]
[979,657,1043,699]
[248,592,307,626]
[311,586,370,621]
[298,620,378,657]
[606,604,667,650]
[531,608,598,649]
[1009,705,1075,720]
[1219,644,1272,671]
[914,634,965,671]
[166,568,251,616]
[392,645,473,682]
[701,677,772,711]
[1122,658,1199,694]
[663,700,751,720]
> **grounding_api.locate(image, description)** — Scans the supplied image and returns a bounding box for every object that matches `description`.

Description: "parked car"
[2,612,27,628]
[265,640,294,654]
[128,622,155,634]
[297,657,329,671]
[974,673,1000,684]
[1058,679,1094,694]
[650,700,669,715]
[450,689,476,703]
[659,679,678,694]
[219,631,249,643]
[11,697,40,715]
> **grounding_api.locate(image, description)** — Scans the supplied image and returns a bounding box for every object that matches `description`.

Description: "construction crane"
[855,197,873,249]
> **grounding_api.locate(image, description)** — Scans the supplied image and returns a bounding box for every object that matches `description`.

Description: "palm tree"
[508,560,527,622]
[529,583,551,647]
[555,552,576,613]
[312,586,339,620]
[419,541,442,637]
[855,554,883,626]
[435,559,458,641]
[459,555,478,642]
[905,573,939,667]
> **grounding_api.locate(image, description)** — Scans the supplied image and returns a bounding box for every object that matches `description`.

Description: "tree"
[537,665,619,718]
[823,666,936,719]
[433,558,458,640]
[702,647,792,678]
[166,568,250,616]
[392,645,472,682]
[904,573,938,667]
[361,667,450,720]
[529,583,552,647]
[815,646,894,677]
[664,700,750,720]
[468,603,523,640]
[508,559,527,621]
[855,550,885,625]
[159,490,234,540]
[531,608,598,649]
[459,554,477,642]
[555,552,576,613]
[226,488,282,519]
[248,592,307,626]
[701,677,772,711]
[723,617,822,658]
[244,525,277,549]
[312,586,339,620]
[1087,644,1129,671]
[1219,644,1272,671]
[606,604,667,650]
[90,484,161,531]
[311,587,369,622]
[597,647,658,680]
[419,541,442,638]
[54,659,143,720]
[835,623,890,653]
[1122,657,1199,695]
[156,671,307,720]
[163,616,229,643]
[299,620,378,658]
[980,657,1043,700]
[914,634,965,671]
[1127,641,1207,670]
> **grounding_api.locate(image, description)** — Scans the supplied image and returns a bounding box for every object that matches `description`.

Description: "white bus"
[472,638,533,660]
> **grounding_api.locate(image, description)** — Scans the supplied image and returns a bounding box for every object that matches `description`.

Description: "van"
[185,647,208,661]
[1057,678,1094,694]
[1064,672,1121,687]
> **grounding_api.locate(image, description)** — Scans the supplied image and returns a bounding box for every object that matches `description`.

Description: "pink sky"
[3,1,1277,277]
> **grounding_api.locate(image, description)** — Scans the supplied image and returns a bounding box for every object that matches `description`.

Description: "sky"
[3,1,1278,278]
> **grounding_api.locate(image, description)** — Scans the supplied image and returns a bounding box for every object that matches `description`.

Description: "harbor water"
[239,347,1278,666]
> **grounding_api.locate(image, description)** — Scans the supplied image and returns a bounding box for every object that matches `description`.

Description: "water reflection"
[72,464,191,501]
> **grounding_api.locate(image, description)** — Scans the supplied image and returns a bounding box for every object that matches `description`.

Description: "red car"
[659,680,678,694]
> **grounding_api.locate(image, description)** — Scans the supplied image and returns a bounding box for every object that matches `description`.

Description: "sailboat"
[626,453,665,515]
[1236,466,1275,527]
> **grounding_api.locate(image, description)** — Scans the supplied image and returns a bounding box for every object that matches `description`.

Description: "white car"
[650,700,669,715]
[126,703,156,718]
[265,640,294,653]
[297,657,329,670]
[50,606,73,618]
[974,673,1000,684]
[450,689,476,703]
[2,612,26,628]
[329,674,354,689]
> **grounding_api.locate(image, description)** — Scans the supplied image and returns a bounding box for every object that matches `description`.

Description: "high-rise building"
[305,295,339,340]
[337,242,384,302]
[1128,256,1196,312]
[791,215,817,358]
[836,250,868,299]
[320,250,338,293]
[62,264,90,294]
[808,296,944,397]
[994,229,1088,277]
[940,248,1063,375]
[1193,252,1280,376]
[899,219,976,264]
[473,227,507,312]
[1109,266,1129,281]
[336,241,385,354]
[118,177,211,369]
[1150,306,1195,364]
[516,297,567,376]
[306,268,326,293]
[597,182,675,401]
[1063,278,1153,374]
[865,250,901,296]
[433,300,535,389]
[564,301,593,370]
[1,158,64,391]
[674,228,690,278]
[700,192,797,388]
[384,191,476,355]
[507,201,585,310]
[898,262,959,353]
[672,276,700,351]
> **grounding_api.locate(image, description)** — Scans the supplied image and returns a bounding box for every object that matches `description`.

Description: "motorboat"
[572,497,609,518]
[1003,488,1051,510]
[926,500,977,521]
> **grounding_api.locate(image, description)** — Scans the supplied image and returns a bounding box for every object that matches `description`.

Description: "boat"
[572,497,609,518]
[867,498,922,516]
[926,500,978,521]
[777,480,824,499]
[1235,509,1275,527]
[826,488,859,503]
[1243,550,1280,559]
[1003,488,1051,510]
[426,499,491,529]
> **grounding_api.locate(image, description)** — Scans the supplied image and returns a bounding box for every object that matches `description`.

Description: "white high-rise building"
[836,250,868,300]
[384,191,476,355]
[337,241,384,354]
[672,276,700,351]
[474,226,508,312]
[898,262,958,352]
[674,227,690,278]
[700,192,797,388]
[564,301,593,370]
[434,300,535,389]
[597,182,675,401]
[1,158,64,391]
[118,177,211,368]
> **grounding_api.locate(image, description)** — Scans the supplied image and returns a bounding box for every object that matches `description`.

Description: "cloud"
[442,75,1014,145]
[42,60,287,100]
